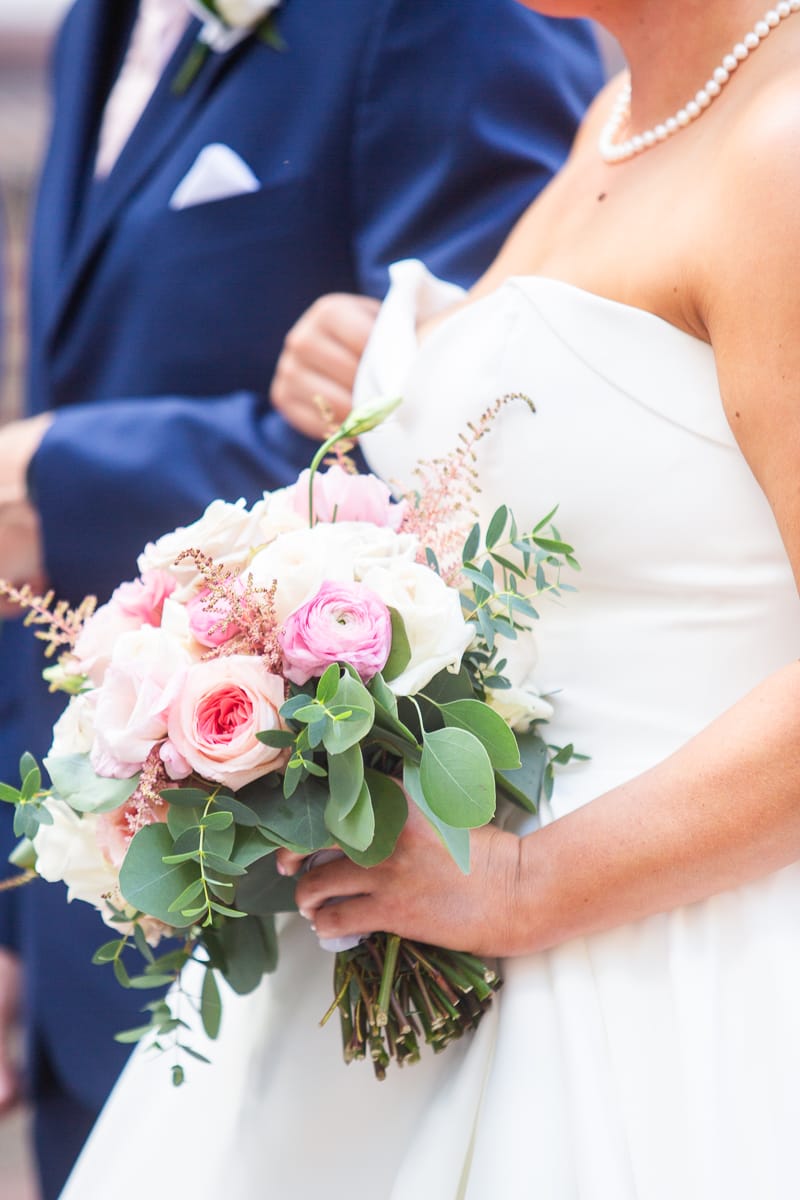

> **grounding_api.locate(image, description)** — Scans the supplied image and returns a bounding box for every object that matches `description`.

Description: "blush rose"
[167,655,288,790]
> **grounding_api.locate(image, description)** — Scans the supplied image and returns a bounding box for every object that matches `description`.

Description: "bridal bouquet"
[0,397,578,1081]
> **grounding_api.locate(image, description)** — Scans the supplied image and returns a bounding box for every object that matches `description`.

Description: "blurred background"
[1,6,68,1197]
[0,7,621,1198]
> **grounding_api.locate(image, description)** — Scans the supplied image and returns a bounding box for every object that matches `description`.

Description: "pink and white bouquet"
[1,398,578,1080]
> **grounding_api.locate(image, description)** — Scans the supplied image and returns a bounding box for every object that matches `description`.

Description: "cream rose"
[34,801,170,944]
[485,683,554,732]
[137,499,262,600]
[359,561,475,696]
[50,692,98,759]
[91,626,194,778]
[247,521,417,622]
[167,655,288,790]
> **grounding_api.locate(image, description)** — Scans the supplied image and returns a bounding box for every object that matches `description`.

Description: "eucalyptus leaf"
[497,731,548,813]
[340,771,407,868]
[44,753,139,814]
[383,607,412,682]
[201,969,222,1039]
[368,672,398,719]
[119,824,198,928]
[255,777,331,852]
[486,504,509,548]
[205,913,279,994]
[324,778,375,852]
[419,727,495,829]
[235,855,298,914]
[327,744,364,819]
[440,699,521,769]
[403,762,470,874]
[321,673,375,754]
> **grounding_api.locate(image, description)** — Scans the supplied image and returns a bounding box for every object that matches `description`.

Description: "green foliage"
[419,727,496,829]
[45,753,139,814]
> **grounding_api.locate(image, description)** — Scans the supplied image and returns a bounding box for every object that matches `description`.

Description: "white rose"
[248,488,307,547]
[50,692,98,758]
[215,0,279,28]
[72,597,143,686]
[360,561,475,696]
[248,521,417,622]
[485,683,553,732]
[137,499,262,600]
[34,802,118,910]
[91,626,193,778]
[33,801,169,944]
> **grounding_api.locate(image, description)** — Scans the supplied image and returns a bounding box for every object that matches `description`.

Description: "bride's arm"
[284,90,800,959]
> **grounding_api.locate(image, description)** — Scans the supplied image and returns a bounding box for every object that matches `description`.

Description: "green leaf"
[201,852,247,878]
[92,939,125,965]
[0,783,21,804]
[167,806,201,841]
[497,732,547,813]
[119,824,199,927]
[324,778,374,852]
[204,913,279,994]
[128,973,175,989]
[230,825,274,869]
[132,923,155,963]
[113,957,132,988]
[212,795,262,828]
[44,754,138,814]
[420,667,474,705]
[161,787,214,808]
[255,729,296,748]
[167,877,205,914]
[419,727,495,829]
[200,969,222,1040]
[255,777,331,852]
[440,700,521,769]
[20,766,42,802]
[235,855,298,914]
[368,672,398,719]
[462,522,480,563]
[19,752,37,782]
[340,772,407,868]
[321,672,375,754]
[202,810,234,832]
[486,505,509,549]
[326,744,364,820]
[403,762,470,874]
[114,1023,157,1045]
[382,607,411,682]
[280,692,315,721]
[316,663,340,705]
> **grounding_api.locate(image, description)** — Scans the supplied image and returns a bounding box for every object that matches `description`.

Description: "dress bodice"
[357,261,800,813]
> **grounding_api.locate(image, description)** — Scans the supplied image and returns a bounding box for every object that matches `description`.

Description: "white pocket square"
[169,143,260,210]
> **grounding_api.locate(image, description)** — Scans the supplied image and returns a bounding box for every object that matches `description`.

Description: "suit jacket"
[0,0,602,1112]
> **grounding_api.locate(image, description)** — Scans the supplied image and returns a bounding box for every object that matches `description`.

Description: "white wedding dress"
[61,262,800,1199]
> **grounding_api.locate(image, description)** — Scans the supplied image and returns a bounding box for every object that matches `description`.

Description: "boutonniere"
[173,0,285,95]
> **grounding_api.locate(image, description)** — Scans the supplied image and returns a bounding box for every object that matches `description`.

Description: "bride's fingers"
[275,848,307,876]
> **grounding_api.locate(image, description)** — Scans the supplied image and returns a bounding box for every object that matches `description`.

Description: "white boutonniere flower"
[174,0,284,94]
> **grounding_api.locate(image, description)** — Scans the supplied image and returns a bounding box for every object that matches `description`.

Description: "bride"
[61,2,800,1197]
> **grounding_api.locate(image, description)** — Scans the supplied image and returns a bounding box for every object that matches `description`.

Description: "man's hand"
[271,294,380,440]
[0,948,22,1115]
[0,413,52,614]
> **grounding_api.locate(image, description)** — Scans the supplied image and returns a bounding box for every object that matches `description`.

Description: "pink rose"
[113,570,176,627]
[186,586,242,648]
[96,793,170,870]
[291,465,406,529]
[167,655,288,790]
[279,580,392,685]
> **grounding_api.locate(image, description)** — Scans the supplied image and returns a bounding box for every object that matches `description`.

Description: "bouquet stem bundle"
[327,933,500,1079]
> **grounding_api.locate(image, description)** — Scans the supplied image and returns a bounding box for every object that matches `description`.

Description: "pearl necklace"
[599,3,800,163]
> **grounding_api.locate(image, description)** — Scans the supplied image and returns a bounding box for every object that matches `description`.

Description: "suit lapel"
[46,11,239,352]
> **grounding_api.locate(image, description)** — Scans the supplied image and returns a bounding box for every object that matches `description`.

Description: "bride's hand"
[276,804,524,958]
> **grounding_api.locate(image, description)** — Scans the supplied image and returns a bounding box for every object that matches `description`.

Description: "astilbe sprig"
[398,393,535,583]
[0,580,96,657]
[174,549,282,672]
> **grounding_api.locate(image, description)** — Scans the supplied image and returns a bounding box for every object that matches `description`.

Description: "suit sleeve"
[30,395,319,602]
[350,0,604,293]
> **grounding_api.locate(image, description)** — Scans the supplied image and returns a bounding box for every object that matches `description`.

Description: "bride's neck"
[604,0,774,130]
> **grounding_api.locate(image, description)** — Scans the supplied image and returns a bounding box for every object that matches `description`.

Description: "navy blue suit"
[0,1,602,1192]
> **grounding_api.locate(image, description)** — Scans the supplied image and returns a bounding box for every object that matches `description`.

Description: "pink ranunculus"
[291,464,407,530]
[113,569,177,627]
[167,655,288,790]
[186,586,242,648]
[279,580,392,685]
